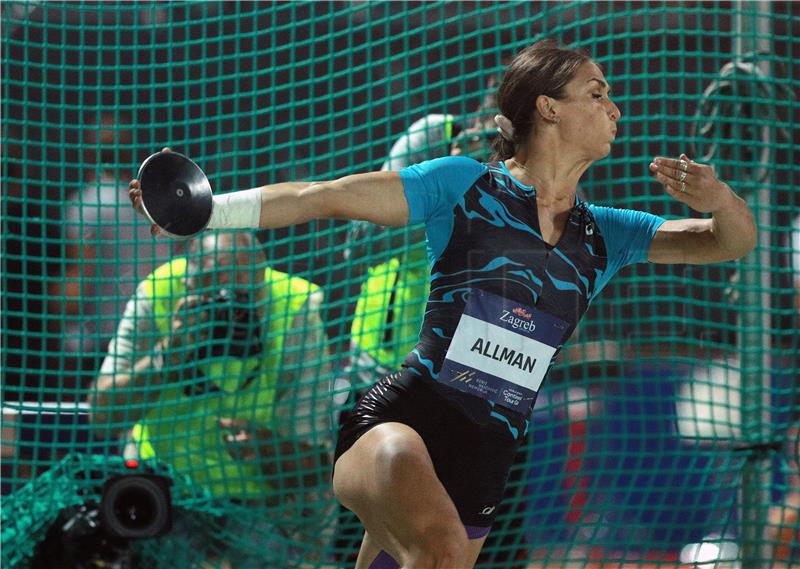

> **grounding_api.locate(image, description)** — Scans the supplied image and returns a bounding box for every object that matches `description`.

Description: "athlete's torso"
[402,160,610,429]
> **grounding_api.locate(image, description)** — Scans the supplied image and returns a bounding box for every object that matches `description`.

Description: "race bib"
[438,290,568,413]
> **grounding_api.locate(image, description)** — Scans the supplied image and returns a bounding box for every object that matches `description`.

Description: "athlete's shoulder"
[404,155,488,175]
[400,157,489,224]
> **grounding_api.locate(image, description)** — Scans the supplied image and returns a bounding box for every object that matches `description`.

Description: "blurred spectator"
[768,423,799,562]
[2,123,63,401]
[61,112,179,382]
[766,215,800,562]
[87,231,333,567]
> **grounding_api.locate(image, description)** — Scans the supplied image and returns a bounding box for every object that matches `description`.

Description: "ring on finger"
[679,170,688,182]
[679,160,689,172]
[680,181,686,193]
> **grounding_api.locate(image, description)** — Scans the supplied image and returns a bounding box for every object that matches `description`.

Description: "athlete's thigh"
[464,535,489,568]
[333,422,464,561]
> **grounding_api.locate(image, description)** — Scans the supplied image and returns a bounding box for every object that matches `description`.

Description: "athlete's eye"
[592,93,603,99]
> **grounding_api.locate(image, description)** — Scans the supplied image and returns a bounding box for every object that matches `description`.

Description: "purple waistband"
[465,524,492,539]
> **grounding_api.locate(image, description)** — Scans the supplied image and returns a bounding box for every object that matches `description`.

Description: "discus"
[137,150,213,239]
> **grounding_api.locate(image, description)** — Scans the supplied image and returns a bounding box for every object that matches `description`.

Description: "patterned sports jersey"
[398,156,665,435]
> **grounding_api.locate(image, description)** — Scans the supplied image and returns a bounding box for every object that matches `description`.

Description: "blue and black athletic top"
[398,157,665,432]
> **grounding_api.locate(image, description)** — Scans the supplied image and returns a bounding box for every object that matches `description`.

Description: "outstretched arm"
[255,171,409,228]
[129,151,410,235]
[647,154,756,264]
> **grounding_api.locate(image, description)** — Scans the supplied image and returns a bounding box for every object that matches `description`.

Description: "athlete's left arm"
[646,155,756,264]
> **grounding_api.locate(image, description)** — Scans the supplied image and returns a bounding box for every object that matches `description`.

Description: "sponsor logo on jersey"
[449,369,476,384]
[499,309,536,332]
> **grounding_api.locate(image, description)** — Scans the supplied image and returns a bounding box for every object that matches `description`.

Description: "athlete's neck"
[505,142,590,208]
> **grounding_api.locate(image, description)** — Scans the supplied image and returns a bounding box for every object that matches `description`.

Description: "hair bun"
[494,114,515,140]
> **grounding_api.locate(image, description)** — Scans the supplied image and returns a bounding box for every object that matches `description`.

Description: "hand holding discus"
[129,147,213,238]
[129,147,262,238]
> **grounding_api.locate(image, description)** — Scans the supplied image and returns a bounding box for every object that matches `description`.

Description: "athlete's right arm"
[256,171,409,228]
[129,170,410,234]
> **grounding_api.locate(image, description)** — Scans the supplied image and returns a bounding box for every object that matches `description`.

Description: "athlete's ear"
[535,95,560,124]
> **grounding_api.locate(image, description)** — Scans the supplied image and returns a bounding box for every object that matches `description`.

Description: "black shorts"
[334,368,524,527]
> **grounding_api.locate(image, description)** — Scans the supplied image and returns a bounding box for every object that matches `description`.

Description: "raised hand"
[649,153,736,214]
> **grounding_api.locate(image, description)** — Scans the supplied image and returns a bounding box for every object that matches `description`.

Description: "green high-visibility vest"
[131,257,319,500]
[350,257,430,371]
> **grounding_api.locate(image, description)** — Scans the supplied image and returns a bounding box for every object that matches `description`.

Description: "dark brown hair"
[492,39,592,160]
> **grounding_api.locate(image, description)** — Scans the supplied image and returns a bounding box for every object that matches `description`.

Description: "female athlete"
[130,40,756,569]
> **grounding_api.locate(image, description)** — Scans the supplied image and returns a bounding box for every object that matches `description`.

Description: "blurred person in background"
[766,214,800,564]
[2,124,65,492]
[768,422,799,563]
[2,124,64,403]
[87,231,333,568]
[61,112,180,384]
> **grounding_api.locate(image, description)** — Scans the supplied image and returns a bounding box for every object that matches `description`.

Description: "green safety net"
[2,1,798,568]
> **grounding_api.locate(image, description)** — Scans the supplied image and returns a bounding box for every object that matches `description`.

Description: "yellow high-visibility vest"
[131,257,319,499]
[350,257,429,371]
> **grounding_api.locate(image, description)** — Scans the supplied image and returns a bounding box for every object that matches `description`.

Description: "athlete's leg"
[333,422,481,569]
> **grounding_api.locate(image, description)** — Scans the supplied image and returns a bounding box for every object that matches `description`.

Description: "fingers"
[649,154,702,198]
[649,156,695,182]
[219,417,257,461]
[653,171,689,196]
[129,173,164,237]
[651,154,693,171]
[659,177,688,201]
[128,179,142,206]
[172,296,209,336]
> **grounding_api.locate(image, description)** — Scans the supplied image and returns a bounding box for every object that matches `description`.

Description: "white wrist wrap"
[207,188,262,229]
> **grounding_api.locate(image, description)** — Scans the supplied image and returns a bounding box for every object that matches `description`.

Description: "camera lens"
[101,475,172,538]
[113,486,156,530]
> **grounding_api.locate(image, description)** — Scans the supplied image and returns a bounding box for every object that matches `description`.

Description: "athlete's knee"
[373,428,431,481]
[332,425,427,507]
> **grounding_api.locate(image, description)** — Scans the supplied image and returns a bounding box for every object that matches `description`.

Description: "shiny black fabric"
[334,369,522,527]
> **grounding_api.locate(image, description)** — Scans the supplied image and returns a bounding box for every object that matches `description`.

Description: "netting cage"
[2,1,798,568]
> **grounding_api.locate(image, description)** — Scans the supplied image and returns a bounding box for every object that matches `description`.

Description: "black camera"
[100,473,172,539]
[199,288,263,359]
[31,471,172,569]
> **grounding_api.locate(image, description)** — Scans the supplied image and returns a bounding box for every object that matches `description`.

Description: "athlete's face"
[551,61,620,160]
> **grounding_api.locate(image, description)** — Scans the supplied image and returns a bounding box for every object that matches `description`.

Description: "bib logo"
[512,307,532,319]
[450,369,476,384]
